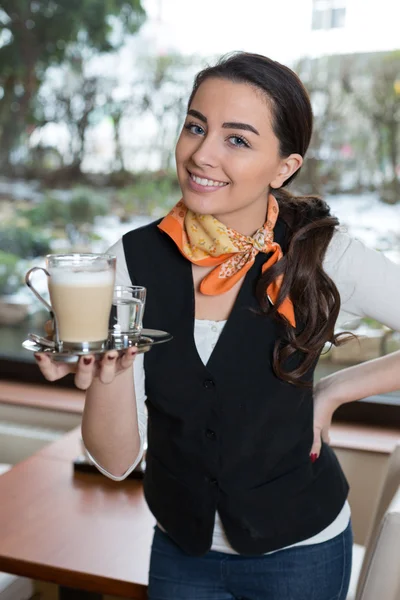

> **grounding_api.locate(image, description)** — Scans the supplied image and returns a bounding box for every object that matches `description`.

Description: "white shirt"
[85,228,400,553]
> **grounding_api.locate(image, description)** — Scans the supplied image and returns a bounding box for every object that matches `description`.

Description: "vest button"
[208,477,218,485]
[203,379,215,389]
[205,429,216,440]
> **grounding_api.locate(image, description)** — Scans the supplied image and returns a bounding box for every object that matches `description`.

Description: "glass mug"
[25,253,116,352]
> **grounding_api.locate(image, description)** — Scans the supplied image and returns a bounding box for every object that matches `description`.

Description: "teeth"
[191,174,227,187]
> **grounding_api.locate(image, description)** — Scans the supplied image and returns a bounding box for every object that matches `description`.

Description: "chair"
[347,443,400,600]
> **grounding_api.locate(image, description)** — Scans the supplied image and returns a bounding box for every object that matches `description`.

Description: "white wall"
[305,0,400,59]
[142,0,400,64]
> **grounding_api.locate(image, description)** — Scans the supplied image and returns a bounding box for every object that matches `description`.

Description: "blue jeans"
[148,522,353,600]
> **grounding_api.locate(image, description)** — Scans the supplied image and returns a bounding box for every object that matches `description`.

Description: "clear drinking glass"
[111,285,146,335]
[25,253,116,352]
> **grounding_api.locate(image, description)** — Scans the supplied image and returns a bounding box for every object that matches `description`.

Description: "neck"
[213,198,268,236]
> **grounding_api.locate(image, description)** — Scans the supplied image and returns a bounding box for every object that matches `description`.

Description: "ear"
[270,154,303,189]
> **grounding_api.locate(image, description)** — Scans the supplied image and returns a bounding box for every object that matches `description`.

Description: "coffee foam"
[49,268,114,287]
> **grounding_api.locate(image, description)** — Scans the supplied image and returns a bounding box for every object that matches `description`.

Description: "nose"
[190,133,220,169]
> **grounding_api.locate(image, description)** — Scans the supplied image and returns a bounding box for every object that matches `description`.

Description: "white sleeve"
[83,238,148,481]
[323,230,400,332]
[108,237,133,286]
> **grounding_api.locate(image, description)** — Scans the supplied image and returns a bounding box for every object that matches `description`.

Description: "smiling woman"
[173,56,349,386]
[33,51,400,600]
[175,78,303,227]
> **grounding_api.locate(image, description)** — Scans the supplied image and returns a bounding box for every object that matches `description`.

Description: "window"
[312,0,346,30]
[0,0,399,428]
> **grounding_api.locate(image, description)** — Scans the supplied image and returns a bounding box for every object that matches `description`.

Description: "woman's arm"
[310,351,400,459]
[36,342,144,478]
[36,238,148,479]
[317,349,400,409]
[81,238,148,479]
[324,231,400,332]
[323,230,400,396]
[82,353,147,479]
[310,233,400,458]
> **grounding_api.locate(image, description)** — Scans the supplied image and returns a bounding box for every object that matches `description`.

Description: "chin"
[181,187,227,215]
[181,195,217,216]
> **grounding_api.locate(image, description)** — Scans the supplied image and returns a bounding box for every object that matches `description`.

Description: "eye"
[228,135,250,148]
[184,122,205,136]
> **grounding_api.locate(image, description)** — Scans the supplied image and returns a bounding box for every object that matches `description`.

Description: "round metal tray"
[22,329,173,363]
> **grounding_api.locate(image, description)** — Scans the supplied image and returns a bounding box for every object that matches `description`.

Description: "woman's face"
[175,77,302,226]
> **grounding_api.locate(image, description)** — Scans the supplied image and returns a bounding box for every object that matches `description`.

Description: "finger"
[98,351,119,384]
[118,347,139,371]
[310,426,322,462]
[74,355,96,390]
[34,353,72,381]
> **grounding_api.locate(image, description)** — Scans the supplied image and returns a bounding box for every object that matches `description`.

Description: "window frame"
[312,0,347,30]
[1,355,399,428]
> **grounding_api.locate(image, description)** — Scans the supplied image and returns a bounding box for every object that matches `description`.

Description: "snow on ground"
[327,193,400,262]
[93,193,400,262]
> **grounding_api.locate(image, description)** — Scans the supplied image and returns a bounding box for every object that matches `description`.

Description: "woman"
[35,52,400,600]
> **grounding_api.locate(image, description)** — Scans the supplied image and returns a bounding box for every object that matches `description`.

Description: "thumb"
[310,425,322,463]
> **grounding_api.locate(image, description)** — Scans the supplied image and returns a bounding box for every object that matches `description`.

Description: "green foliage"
[0,250,22,294]
[17,176,179,234]
[19,196,70,227]
[0,0,145,74]
[116,172,180,216]
[0,226,51,258]
[19,188,109,228]
[341,50,400,195]
[87,232,103,242]
[69,188,108,224]
[0,0,146,167]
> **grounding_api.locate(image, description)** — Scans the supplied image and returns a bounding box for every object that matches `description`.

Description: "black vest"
[122,218,348,556]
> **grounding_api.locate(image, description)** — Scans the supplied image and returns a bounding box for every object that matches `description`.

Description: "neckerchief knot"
[158,193,295,327]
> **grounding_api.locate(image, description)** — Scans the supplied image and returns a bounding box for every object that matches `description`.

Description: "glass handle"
[25,267,62,350]
[25,267,52,312]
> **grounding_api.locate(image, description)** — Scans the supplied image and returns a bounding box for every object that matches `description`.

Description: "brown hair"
[189,52,351,386]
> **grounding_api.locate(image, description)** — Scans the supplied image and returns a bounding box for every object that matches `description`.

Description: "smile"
[189,172,229,188]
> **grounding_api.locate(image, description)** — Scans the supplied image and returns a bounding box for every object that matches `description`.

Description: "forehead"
[189,78,274,131]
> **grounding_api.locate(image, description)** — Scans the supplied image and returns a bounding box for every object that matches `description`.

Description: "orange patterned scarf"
[158,194,295,327]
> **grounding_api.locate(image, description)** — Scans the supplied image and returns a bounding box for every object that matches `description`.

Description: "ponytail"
[257,188,354,386]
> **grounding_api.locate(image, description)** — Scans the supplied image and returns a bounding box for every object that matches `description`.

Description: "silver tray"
[22,329,173,363]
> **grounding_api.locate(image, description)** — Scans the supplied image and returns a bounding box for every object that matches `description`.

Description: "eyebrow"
[187,109,260,136]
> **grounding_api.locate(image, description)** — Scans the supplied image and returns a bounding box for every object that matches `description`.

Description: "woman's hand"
[311,352,400,463]
[310,376,340,462]
[35,321,138,390]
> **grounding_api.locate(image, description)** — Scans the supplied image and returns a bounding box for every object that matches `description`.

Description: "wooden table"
[0,427,155,599]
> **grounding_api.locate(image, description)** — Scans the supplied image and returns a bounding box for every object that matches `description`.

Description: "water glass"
[111,285,146,335]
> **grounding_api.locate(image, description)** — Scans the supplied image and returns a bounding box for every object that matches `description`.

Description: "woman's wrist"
[315,371,352,410]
